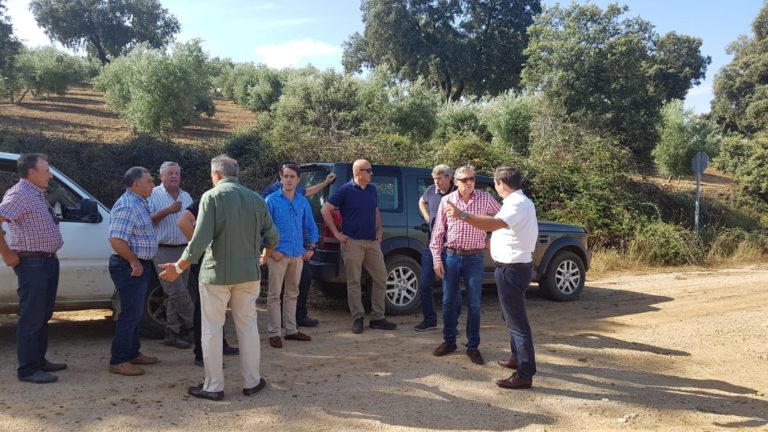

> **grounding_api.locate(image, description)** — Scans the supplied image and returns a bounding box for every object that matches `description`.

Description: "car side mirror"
[80,199,101,223]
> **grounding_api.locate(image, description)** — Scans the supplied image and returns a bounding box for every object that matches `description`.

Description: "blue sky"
[4,0,764,113]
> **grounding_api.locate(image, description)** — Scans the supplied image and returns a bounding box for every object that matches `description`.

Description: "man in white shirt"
[148,161,194,348]
[443,164,538,389]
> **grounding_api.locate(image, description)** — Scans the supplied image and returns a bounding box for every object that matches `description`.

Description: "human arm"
[108,237,145,276]
[429,199,449,279]
[0,216,19,267]
[320,202,348,244]
[375,208,383,243]
[418,197,430,222]
[302,198,319,261]
[443,200,507,231]
[177,209,196,241]
[305,172,336,197]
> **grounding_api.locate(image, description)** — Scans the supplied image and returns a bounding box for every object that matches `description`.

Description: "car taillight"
[319,209,342,251]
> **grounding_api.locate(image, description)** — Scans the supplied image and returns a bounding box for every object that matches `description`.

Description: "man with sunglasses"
[430,165,500,365]
[0,153,66,384]
[321,159,397,334]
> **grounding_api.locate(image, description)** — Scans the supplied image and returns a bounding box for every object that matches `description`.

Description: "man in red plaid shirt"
[429,165,500,365]
[0,153,66,384]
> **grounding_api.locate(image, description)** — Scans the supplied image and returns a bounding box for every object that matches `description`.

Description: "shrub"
[434,101,489,141]
[478,91,536,155]
[92,40,214,136]
[714,133,768,200]
[628,221,704,265]
[652,99,721,177]
[8,47,83,102]
[430,131,507,175]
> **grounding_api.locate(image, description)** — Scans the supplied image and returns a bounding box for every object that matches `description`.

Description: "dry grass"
[0,85,259,145]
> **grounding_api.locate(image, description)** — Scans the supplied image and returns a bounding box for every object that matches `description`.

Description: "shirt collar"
[19,178,46,194]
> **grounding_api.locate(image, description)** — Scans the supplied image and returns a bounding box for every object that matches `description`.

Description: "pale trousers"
[340,239,387,320]
[267,256,303,337]
[153,247,193,336]
[199,280,261,392]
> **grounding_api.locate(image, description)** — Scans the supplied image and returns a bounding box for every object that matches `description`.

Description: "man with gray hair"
[148,161,194,349]
[108,167,159,376]
[414,164,455,332]
[159,155,279,401]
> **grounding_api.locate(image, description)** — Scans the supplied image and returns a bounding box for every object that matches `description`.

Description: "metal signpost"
[691,151,709,234]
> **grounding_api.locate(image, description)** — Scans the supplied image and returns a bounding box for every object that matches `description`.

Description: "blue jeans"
[495,266,536,379]
[109,255,152,365]
[419,244,437,324]
[14,256,59,378]
[442,251,484,349]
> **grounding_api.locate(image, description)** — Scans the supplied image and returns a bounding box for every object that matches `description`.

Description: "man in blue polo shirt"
[320,159,397,334]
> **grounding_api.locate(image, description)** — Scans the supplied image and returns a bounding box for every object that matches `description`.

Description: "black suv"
[299,162,591,315]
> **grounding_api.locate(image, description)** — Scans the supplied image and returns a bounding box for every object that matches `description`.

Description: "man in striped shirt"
[0,153,66,384]
[148,161,194,349]
[429,165,500,365]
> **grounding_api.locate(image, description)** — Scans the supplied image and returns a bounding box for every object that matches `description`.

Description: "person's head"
[210,155,239,185]
[431,164,453,193]
[123,167,153,198]
[280,163,300,192]
[159,161,181,189]
[352,159,373,186]
[18,153,52,189]
[454,165,476,196]
[493,165,523,197]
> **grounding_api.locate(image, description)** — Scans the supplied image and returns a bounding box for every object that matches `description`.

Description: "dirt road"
[1,267,766,432]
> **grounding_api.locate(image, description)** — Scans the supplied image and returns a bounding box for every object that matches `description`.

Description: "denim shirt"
[265,189,319,257]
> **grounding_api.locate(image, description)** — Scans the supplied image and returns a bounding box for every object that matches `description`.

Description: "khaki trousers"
[199,280,261,392]
[267,255,303,337]
[341,239,387,320]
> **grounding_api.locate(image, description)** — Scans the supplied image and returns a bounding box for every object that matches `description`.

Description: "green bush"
[628,221,704,265]
[430,131,506,175]
[92,40,214,136]
[6,47,83,102]
[714,133,768,200]
[479,91,536,155]
[652,99,720,177]
[434,101,489,141]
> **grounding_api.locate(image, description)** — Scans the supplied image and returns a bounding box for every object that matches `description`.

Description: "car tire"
[139,279,167,339]
[384,255,421,315]
[539,250,585,301]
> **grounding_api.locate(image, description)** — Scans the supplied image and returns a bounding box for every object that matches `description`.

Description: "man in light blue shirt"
[147,161,194,349]
[262,163,319,348]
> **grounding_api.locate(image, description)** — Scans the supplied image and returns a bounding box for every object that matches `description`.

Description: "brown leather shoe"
[129,353,158,365]
[269,336,283,348]
[284,331,311,341]
[496,372,532,390]
[109,362,145,376]
[432,342,457,357]
[466,348,485,365]
[497,356,518,370]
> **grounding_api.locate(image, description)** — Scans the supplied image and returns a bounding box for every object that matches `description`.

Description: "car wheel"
[384,255,421,315]
[139,279,167,338]
[539,251,585,301]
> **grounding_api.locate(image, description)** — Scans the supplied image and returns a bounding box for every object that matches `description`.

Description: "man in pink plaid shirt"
[429,165,500,365]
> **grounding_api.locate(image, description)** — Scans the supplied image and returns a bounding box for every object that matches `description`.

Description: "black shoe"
[243,378,267,396]
[352,317,364,334]
[162,333,191,349]
[41,360,67,372]
[297,316,319,327]
[369,318,397,330]
[466,348,485,365]
[194,358,204,367]
[18,371,58,384]
[432,342,457,357]
[223,344,240,356]
[414,320,437,332]
[188,384,223,401]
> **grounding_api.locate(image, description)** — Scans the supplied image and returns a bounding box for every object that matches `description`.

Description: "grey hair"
[455,165,475,178]
[211,155,239,178]
[159,161,180,174]
[432,164,453,178]
[123,167,150,188]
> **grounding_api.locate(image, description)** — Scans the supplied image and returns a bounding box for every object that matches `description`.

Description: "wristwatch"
[174,263,184,274]
[459,211,468,221]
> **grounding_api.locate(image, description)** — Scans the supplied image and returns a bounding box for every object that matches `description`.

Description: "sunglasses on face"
[360,168,373,174]
[456,177,475,183]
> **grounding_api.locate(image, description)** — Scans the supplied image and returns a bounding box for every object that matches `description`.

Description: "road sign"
[692,151,709,174]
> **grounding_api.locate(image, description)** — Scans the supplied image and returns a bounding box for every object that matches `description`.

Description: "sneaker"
[369,318,397,330]
[109,362,145,376]
[414,320,438,332]
[352,317,364,334]
[18,371,58,384]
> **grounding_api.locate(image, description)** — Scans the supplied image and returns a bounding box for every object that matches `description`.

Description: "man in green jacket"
[159,155,279,401]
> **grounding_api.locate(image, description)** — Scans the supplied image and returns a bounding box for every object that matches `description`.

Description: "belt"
[15,251,57,258]
[494,261,532,269]
[446,248,485,256]
[112,254,153,264]
[158,243,187,248]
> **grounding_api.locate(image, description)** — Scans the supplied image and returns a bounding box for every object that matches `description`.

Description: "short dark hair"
[18,153,47,178]
[494,164,522,190]
[280,163,300,177]
[123,166,150,188]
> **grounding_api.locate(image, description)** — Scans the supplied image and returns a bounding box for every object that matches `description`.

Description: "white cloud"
[253,38,341,69]
[5,0,53,47]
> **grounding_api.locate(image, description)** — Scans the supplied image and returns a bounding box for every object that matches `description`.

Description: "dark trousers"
[418,244,437,323]
[109,256,152,365]
[14,256,59,378]
[295,261,312,320]
[495,266,536,379]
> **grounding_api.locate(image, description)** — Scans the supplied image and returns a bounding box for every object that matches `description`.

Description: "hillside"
[0,85,258,145]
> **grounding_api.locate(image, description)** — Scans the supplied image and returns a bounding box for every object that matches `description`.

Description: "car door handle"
[414,223,430,233]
